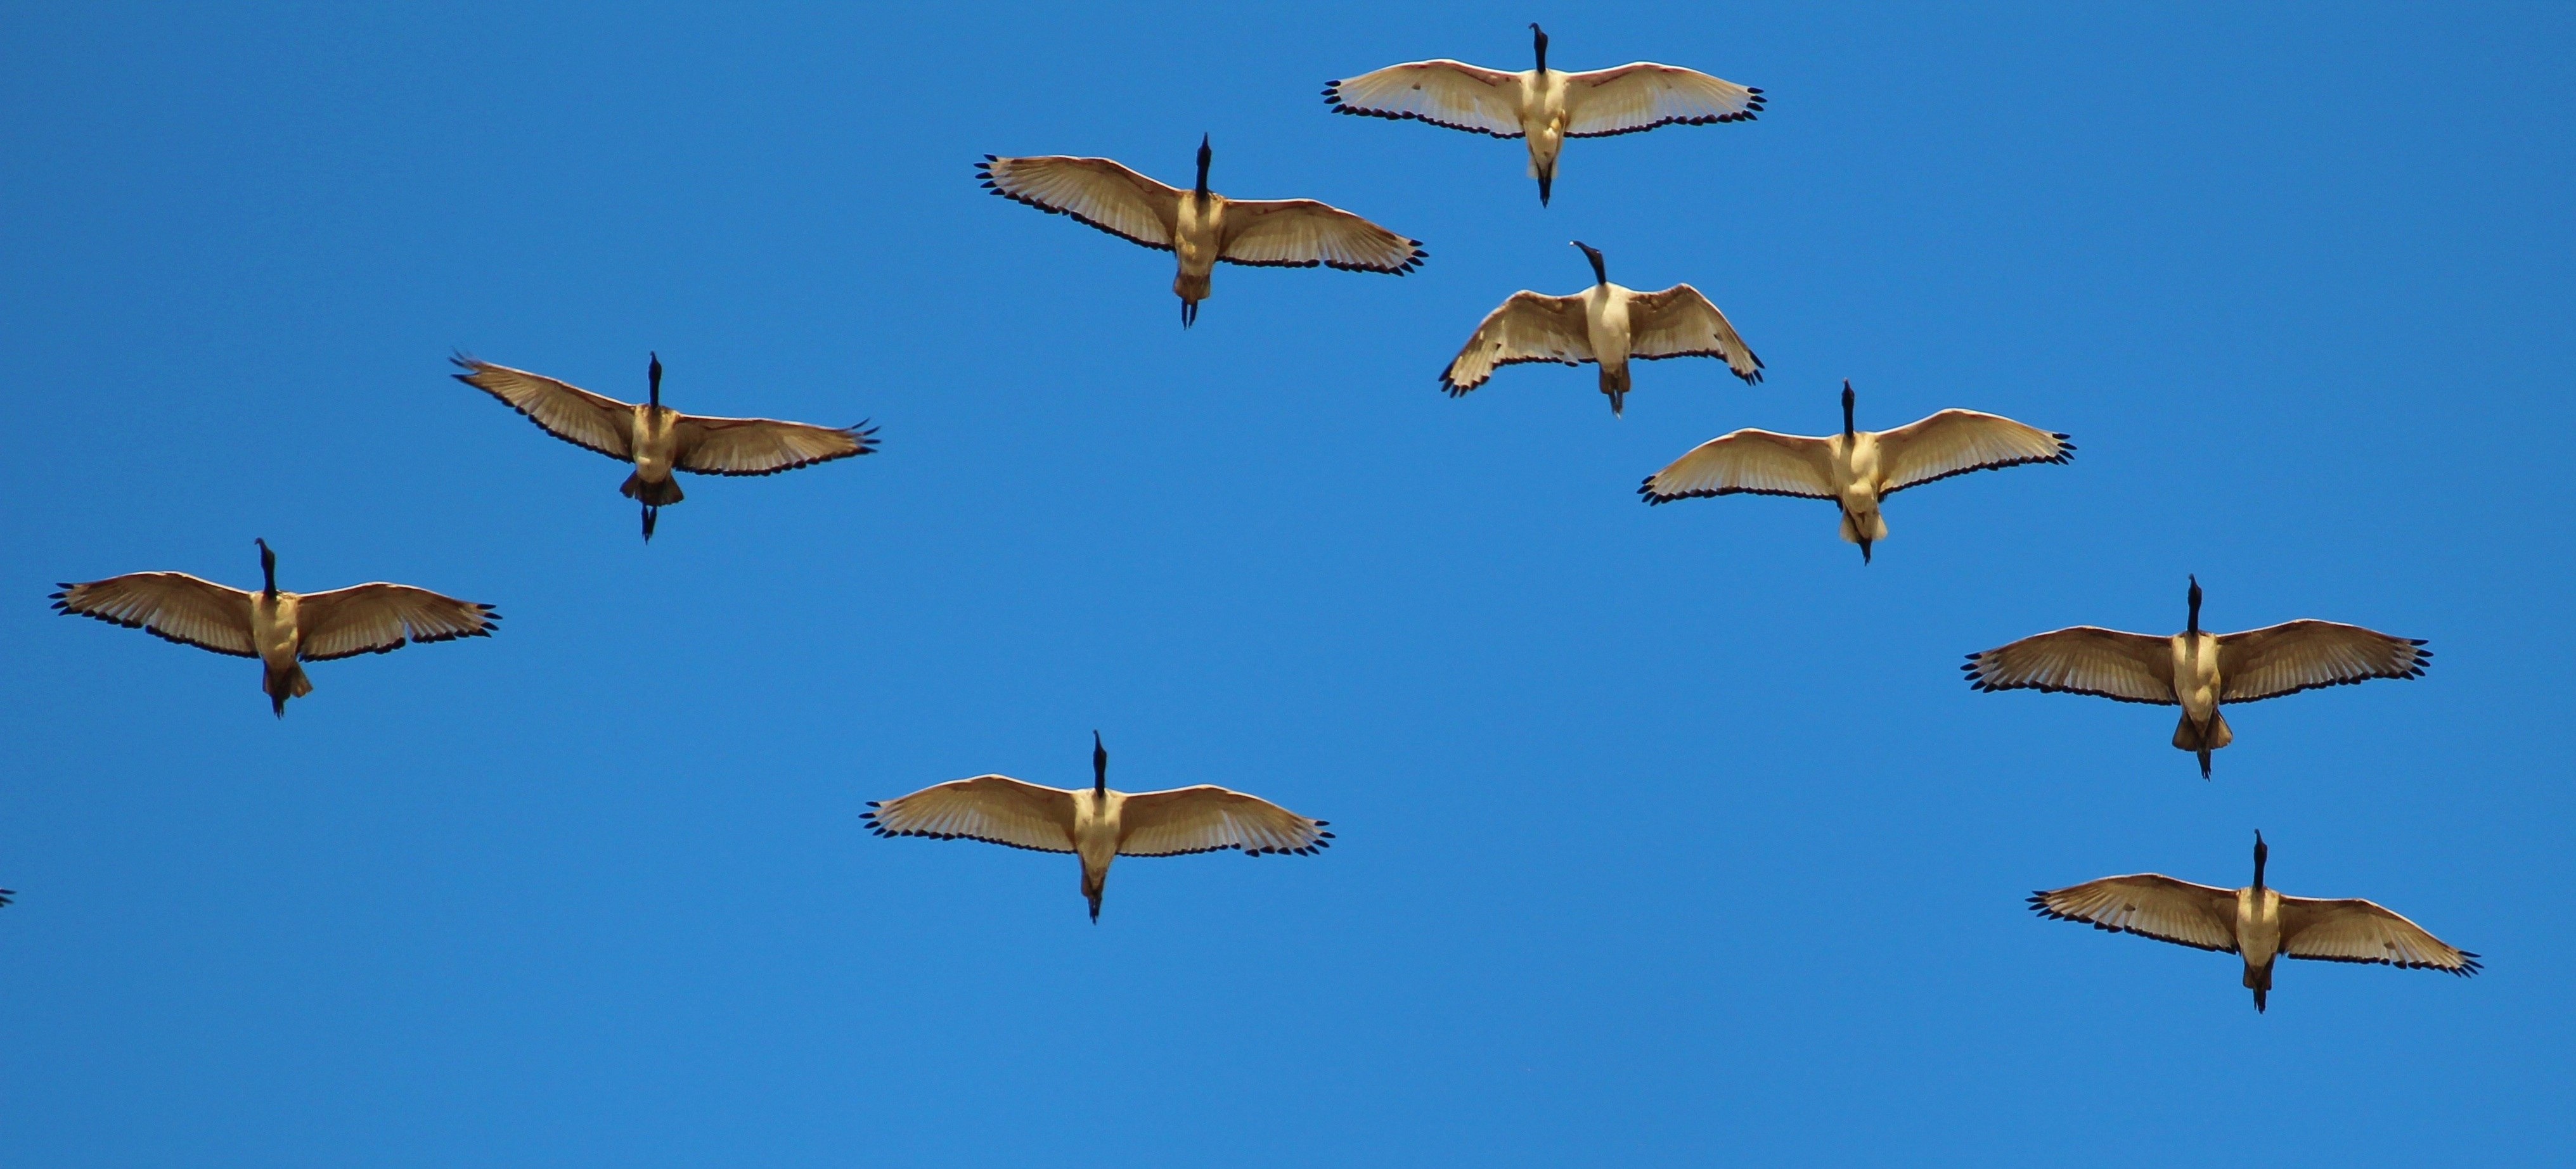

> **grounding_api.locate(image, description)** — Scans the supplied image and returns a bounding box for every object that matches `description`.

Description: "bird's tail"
[1173,272,1211,328]
[266,663,312,718]
[621,473,684,506]
[1838,508,1889,561]
[2244,959,2272,1012]
[2174,710,2232,777]
[1600,363,1631,416]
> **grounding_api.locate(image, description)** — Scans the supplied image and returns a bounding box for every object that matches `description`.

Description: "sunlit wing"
[863,774,1079,854]
[2217,620,2430,703]
[673,414,878,476]
[51,572,257,658]
[451,357,636,461]
[1874,409,2073,495]
[294,583,500,661]
[1625,283,1761,383]
[2278,895,2480,974]
[1218,199,1425,273]
[1324,60,1528,137]
[1440,291,1590,395]
[1963,626,2177,705]
[2030,873,2239,953]
[1639,429,1835,502]
[1117,786,1332,857]
[977,155,1182,252]
[1562,63,1764,137]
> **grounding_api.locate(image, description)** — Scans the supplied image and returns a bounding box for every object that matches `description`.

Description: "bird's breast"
[1175,196,1221,269]
[253,594,300,663]
[2236,888,2280,963]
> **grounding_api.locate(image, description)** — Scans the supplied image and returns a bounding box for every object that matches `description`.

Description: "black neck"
[1580,247,1606,286]
[1841,381,1856,438]
[1531,24,1549,73]
[1194,136,1211,199]
[1092,731,1108,795]
[648,352,662,409]
[256,539,277,596]
[2187,577,2202,634]
[2252,833,2267,890]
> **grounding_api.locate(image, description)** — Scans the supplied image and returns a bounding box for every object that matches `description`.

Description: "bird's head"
[1092,730,1109,795]
[1530,23,1549,72]
[1841,379,1857,438]
[1194,134,1212,197]
[1570,240,1606,285]
[2187,574,2203,634]
[254,538,276,594]
[2252,829,2268,890]
[647,352,664,408]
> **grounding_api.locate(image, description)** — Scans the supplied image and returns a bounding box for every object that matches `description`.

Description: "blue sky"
[3,3,2570,1163]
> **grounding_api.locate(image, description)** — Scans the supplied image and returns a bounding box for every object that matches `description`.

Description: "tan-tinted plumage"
[51,539,498,717]
[978,136,1424,327]
[2032,833,2478,1012]
[1442,241,1758,414]
[1327,23,1762,205]
[1640,381,2070,561]
[863,734,1332,921]
[454,354,877,541]
[1964,577,2429,777]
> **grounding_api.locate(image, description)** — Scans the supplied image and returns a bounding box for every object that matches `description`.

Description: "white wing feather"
[863,776,1079,855]
[2030,874,2241,953]
[1873,409,2073,495]
[977,155,1181,252]
[51,572,258,658]
[1562,63,1765,137]
[1964,627,2179,705]
[452,357,636,461]
[2217,621,2431,703]
[1625,284,1762,383]
[294,584,500,661]
[1324,60,1529,137]
[1117,786,1332,857]
[2278,895,2480,974]
[1440,291,1591,394]
[673,414,877,476]
[1218,200,1425,274]
[1639,430,1836,502]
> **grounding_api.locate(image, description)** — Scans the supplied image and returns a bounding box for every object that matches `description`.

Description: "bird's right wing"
[293,583,501,661]
[1962,627,2179,705]
[1324,60,1529,137]
[671,414,878,477]
[1217,199,1426,273]
[1625,283,1762,383]
[1439,291,1592,395]
[1872,409,2075,495]
[1561,63,1765,137]
[451,357,637,461]
[2277,895,2480,974]
[1117,786,1332,857]
[977,155,1182,252]
[51,572,259,658]
[863,775,1079,854]
[2217,620,2431,703]
[1638,429,1836,502]
[2030,874,2241,953]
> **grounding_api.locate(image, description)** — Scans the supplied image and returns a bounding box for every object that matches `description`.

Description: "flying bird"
[52,539,499,717]
[2032,831,2479,1012]
[1442,241,1759,415]
[978,135,1426,327]
[0,889,13,909]
[1964,577,2429,777]
[1326,23,1763,205]
[454,354,877,541]
[1640,380,2071,562]
[863,732,1331,921]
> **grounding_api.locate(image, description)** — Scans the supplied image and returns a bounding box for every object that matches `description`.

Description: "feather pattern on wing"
[2278,895,2480,974]
[1624,284,1762,383]
[1874,409,2074,495]
[2030,874,2240,953]
[294,584,500,661]
[1639,430,1836,502]
[2217,620,2430,703]
[1562,63,1765,137]
[452,357,636,461]
[673,415,878,476]
[1323,60,1528,137]
[1440,291,1591,395]
[1117,787,1333,857]
[977,155,1181,252]
[863,775,1079,854]
[50,573,258,658]
[1964,627,2178,705]
[1218,200,1425,273]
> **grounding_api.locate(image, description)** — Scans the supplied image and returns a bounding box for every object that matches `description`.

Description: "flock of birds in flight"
[32,25,2476,1010]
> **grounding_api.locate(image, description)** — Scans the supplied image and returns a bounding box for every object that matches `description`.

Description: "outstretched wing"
[863,775,1079,855]
[51,572,257,658]
[2030,874,2241,953]
[294,583,500,661]
[1324,60,1528,137]
[1873,409,2074,495]
[1218,200,1425,273]
[1440,291,1591,395]
[1117,786,1333,857]
[673,414,878,477]
[1963,627,2178,705]
[977,155,1182,252]
[1625,283,1761,383]
[451,357,637,461]
[1639,429,1836,503]
[2278,895,2480,974]
[1562,63,1765,137]
[2217,620,2431,703]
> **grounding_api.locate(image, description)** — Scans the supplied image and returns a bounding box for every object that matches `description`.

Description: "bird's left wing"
[451,357,637,461]
[2217,620,2430,703]
[2279,895,2480,974]
[51,572,259,657]
[1562,63,1764,137]
[1625,283,1762,383]
[1117,786,1333,857]
[2030,873,2241,952]
[977,155,1182,252]
[863,775,1078,854]
[1873,409,2074,495]
[294,584,500,661]
[1440,291,1592,395]
[1963,626,2179,704]
[1324,60,1529,137]
[1218,200,1426,273]
[672,414,878,477]
[1639,428,1836,502]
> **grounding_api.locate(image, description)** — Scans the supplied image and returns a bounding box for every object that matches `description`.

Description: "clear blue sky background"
[4,3,2570,1164]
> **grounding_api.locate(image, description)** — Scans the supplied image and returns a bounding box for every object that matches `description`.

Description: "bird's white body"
[1822,431,1891,546]
[2236,884,2283,976]
[1581,281,1633,392]
[1171,192,1227,307]
[627,404,680,490]
[1069,787,1126,907]
[2172,630,2224,741]
[1510,68,1571,182]
[248,591,307,702]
